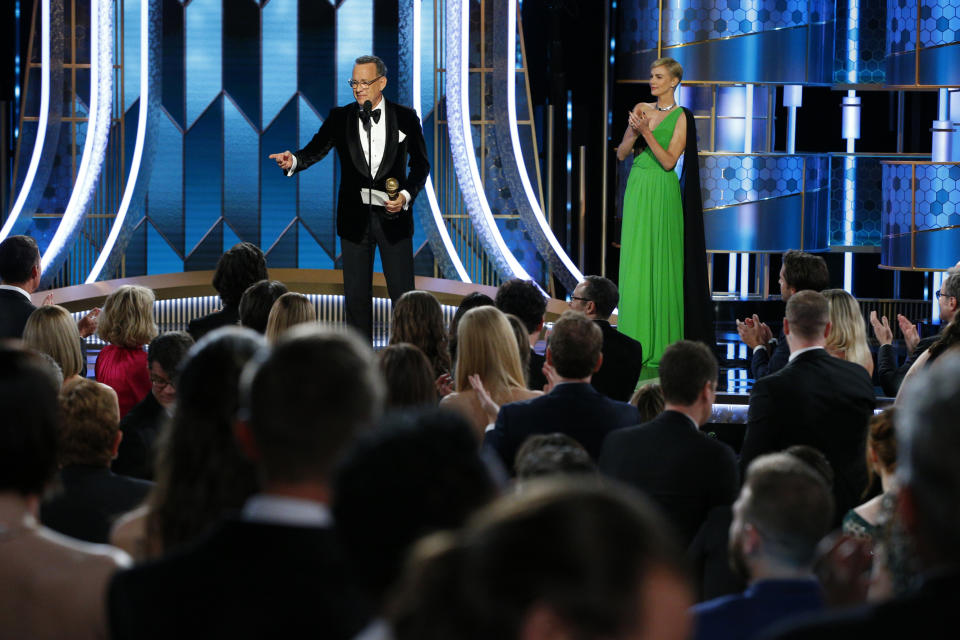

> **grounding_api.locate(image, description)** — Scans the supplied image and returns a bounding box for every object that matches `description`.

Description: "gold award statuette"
[385,177,399,201]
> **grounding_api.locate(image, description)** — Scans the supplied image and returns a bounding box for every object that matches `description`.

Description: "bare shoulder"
[635,102,655,115]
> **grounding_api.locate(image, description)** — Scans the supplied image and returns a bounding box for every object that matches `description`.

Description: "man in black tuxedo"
[599,340,738,547]
[740,290,875,525]
[569,275,643,401]
[483,311,639,474]
[108,325,382,639]
[270,55,429,341]
[736,250,830,380]
[187,242,267,342]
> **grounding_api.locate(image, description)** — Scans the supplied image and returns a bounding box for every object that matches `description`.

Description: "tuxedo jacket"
[590,319,643,401]
[108,519,370,640]
[484,382,640,474]
[598,410,739,547]
[292,100,430,244]
[113,391,167,481]
[876,335,939,397]
[751,327,790,380]
[741,348,875,524]
[0,288,36,338]
[187,305,239,342]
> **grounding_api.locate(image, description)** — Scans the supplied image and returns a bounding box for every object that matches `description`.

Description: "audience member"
[896,316,960,398]
[440,306,540,438]
[600,340,737,546]
[769,353,960,639]
[35,351,64,388]
[569,275,644,401]
[485,311,638,473]
[843,409,897,543]
[631,382,665,422]
[110,327,263,560]
[264,292,316,343]
[239,279,288,333]
[741,290,875,526]
[188,241,267,341]
[823,288,874,377]
[872,267,958,396]
[112,331,194,481]
[389,480,692,640]
[691,453,833,640]
[390,290,451,379]
[95,285,158,418]
[448,291,494,364]
[333,408,495,608]
[0,345,129,640]
[514,433,597,482]
[23,304,85,385]
[379,343,438,409]
[495,278,548,390]
[505,313,532,386]
[737,250,830,379]
[108,325,382,638]
[40,379,151,544]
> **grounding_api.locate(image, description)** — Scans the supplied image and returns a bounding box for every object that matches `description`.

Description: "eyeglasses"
[347,76,383,89]
[150,375,175,390]
[936,289,954,300]
[569,296,591,303]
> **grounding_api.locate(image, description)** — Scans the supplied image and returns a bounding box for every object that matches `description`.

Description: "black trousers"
[340,210,415,342]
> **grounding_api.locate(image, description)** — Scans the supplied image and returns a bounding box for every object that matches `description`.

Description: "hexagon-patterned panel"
[888,0,918,55]
[700,154,827,210]
[828,156,885,247]
[919,0,960,48]
[835,0,887,84]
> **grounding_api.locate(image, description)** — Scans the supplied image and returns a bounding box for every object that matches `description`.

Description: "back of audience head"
[495,279,546,339]
[784,444,835,490]
[631,383,665,423]
[146,331,194,410]
[241,325,384,485]
[505,314,531,385]
[514,433,597,482]
[896,352,960,568]
[390,290,451,377]
[449,292,494,360]
[379,343,437,409]
[781,250,830,297]
[97,285,158,348]
[729,453,834,580]
[0,234,40,286]
[571,275,619,320]
[547,310,603,379]
[389,480,689,640]
[785,290,830,343]
[58,378,121,468]
[454,306,526,397]
[23,305,84,382]
[658,341,717,423]
[239,279,289,333]
[822,288,870,365]
[333,408,496,606]
[212,242,268,308]
[35,352,64,388]
[264,292,316,343]
[863,408,897,496]
[147,327,264,553]
[0,346,61,497]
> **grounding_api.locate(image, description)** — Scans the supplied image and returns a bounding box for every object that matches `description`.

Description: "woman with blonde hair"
[823,289,873,377]
[440,306,540,437]
[23,305,85,385]
[95,285,158,418]
[390,290,451,379]
[264,292,316,343]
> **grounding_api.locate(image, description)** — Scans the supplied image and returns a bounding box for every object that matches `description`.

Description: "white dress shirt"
[788,345,825,362]
[0,284,32,301]
[241,493,333,528]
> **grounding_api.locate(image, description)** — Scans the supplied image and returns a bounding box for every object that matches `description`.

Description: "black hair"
[581,276,619,319]
[658,340,717,406]
[147,331,195,380]
[239,279,289,333]
[212,242,268,308]
[495,279,546,335]
[0,235,40,284]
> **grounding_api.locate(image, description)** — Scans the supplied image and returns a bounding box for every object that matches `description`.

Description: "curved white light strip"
[413,0,470,282]
[41,0,113,279]
[446,0,532,282]
[86,0,149,283]
[505,3,583,285]
[0,0,51,242]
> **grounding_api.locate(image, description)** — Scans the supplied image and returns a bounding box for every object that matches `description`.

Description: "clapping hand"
[630,109,651,137]
[76,307,101,339]
[897,314,919,354]
[435,372,453,398]
[736,314,770,350]
[468,374,500,423]
[869,310,893,345]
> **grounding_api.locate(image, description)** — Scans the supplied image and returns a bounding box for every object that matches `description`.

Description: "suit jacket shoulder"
[591,321,643,401]
[0,289,37,339]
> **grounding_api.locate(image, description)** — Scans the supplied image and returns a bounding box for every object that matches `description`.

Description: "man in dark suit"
[270,55,429,342]
[768,353,960,640]
[871,268,958,397]
[740,290,875,525]
[736,250,830,380]
[599,340,738,547]
[484,311,638,474]
[108,325,382,639]
[569,275,643,401]
[40,379,152,544]
[495,278,548,390]
[187,242,267,341]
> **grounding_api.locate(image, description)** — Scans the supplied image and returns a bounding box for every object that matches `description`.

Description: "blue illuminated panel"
[224,95,260,244]
[337,0,374,109]
[262,0,298,127]
[146,111,184,256]
[184,97,223,255]
[260,98,298,254]
[124,0,140,113]
[298,95,337,260]
[184,0,222,128]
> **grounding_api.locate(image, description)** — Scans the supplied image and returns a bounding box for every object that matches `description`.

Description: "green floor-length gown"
[618,107,685,373]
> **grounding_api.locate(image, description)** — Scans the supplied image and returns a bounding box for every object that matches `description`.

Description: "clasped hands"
[869,311,919,352]
[628,109,650,137]
[736,314,773,350]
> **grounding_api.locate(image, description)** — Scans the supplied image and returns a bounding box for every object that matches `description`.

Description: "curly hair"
[390,290,451,377]
[495,279,546,335]
[212,242,268,308]
[97,285,158,348]
[58,378,120,467]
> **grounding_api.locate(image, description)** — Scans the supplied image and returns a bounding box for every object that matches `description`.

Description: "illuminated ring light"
[445,0,534,283]
[40,0,113,284]
[492,0,583,290]
[86,0,159,283]
[0,0,64,242]
[411,0,470,282]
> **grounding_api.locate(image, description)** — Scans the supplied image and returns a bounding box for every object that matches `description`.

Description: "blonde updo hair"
[97,285,158,348]
[652,57,683,82]
[454,306,527,402]
[23,305,84,380]
[264,292,317,343]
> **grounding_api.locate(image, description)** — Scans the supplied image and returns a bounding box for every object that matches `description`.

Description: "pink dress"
[95,345,151,418]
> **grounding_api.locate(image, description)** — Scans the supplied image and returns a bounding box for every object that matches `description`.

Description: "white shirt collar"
[788,345,826,362]
[241,494,333,528]
[0,284,32,301]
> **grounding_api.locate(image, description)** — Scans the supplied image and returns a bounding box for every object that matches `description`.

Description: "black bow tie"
[360,109,382,127]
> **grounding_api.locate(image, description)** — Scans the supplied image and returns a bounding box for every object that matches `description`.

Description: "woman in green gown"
[616,57,689,373]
